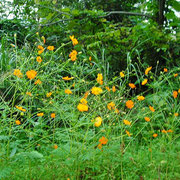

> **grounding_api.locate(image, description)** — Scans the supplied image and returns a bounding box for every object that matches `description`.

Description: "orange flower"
[174,113,179,117]
[46,92,52,98]
[13,69,23,78]
[99,136,108,145]
[26,92,32,96]
[126,100,134,109]
[54,144,58,149]
[167,129,173,133]
[15,105,26,112]
[15,120,21,125]
[105,86,110,91]
[178,89,180,93]
[69,50,77,57]
[112,86,116,92]
[153,133,158,138]
[94,116,102,127]
[91,87,103,95]
[144,117,150,122]
[37,113,44,117]
[83,91,89,99]
[26,70,37,80]
[164,68,168,72]
[80,98,88,105]
[174,73,178,77]
[120,71,125,78]
[107,102,115,110]
[37,45,44,54]
[123,119,131,126]
[51,113,56,118]
[129,83,136,89]
[145,66,152,75]
[62,76,74,80]
[142,79,148,85]
[149,106,155,112]
[89,56,92,61]
[77,103,88,112]
[173,91,178,98]
[70,35,78,46]
[96,73,103,85]
[36,56,42,63]
[65,89,72,94]
[97,143,102,149]
[137,96,145,101]
[47,46,54,51]
[162,129,167,133]
[34,79,42,85]
[125,130,131,137]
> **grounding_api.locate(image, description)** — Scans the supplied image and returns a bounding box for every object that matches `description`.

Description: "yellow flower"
[96,73,103,85]
[144,117,150,122]
[47,46,54,51]
[69,50,78,61]
[37,45,44,50]
[107,102,115,110]
[142,79,148,85]
[70,35,78,46]
[34,79,42,85]
[91,87,103,95]
[153,133,158,138]
[145,66,152,75]
[129,83,136,89]
[15,120,21,125]
[126,100,134,109]
[178,89,180,93]
[38,49,44,55]
[65,89,72,94]
[15,105,26,112]
[41,36,46,44]
[26,92,32,96]
[120,71,125,78]
[99,136,108,145]
[105,86,110,91]
[149,106,155,112]
[174,73,178,77]
[37,113,44,117]
[80,98,88,104]
[112,86,116,92]
[173,91,178,98]
[51,113,56,118]
[174,113,179,117]
[89,56,92,61]
[62,76,74,80]
[46,92,52,98]
[36,56,42,63]
[77,103,88,112]
[125,130,131,137]
[164,68,168,72]
[94,116,102,127]
[13,69,23,78]
[137,96,145,101]
[26,70,37,80]
[123,119,131,126]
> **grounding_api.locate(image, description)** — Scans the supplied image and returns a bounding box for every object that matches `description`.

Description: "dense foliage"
[0,0,179,179]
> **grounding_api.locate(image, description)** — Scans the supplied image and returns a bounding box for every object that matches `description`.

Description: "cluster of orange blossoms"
[98,136,108,149]
[69,50,78,61]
